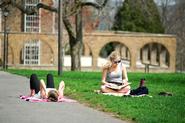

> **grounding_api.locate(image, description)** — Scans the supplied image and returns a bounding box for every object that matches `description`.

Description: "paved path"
[0,71,127,123]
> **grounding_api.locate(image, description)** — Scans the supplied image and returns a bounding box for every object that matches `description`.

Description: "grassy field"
[7,69,185,123]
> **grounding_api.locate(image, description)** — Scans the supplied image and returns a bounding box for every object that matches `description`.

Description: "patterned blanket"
[20,95,77,103]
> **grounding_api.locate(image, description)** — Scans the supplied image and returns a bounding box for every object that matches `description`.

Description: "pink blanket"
[20,95,77,103]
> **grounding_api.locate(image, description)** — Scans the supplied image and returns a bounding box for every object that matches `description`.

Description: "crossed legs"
[101,84,131,96]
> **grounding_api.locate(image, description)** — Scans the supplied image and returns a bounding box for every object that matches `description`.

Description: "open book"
[105,82,131,90]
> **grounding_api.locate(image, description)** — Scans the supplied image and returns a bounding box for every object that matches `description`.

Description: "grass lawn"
[7,69,185,123]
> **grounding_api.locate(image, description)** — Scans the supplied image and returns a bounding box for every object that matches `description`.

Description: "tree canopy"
[113,0,164,33]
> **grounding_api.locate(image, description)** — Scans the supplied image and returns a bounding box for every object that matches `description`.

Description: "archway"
[138,42,170,69]
[99,41,131,68]
[63,42,93,68]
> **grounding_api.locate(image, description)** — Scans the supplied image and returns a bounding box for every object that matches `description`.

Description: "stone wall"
[83,31,176,72]
[0,31,176,72]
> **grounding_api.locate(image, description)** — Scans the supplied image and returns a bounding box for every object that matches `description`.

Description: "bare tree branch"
[63,4,75,39]
[15,2,58,15]
[0,0,58,15]
[0,0,36,15]
[15,5,38,15]
[63,16,76,39]
[0,0,11,8]
[37,3,58,12]
[81,0,108,9]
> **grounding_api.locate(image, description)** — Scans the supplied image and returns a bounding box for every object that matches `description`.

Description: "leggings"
[30,73,55,94]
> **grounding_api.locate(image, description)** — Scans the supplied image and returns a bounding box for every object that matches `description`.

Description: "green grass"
[7,69,185,123]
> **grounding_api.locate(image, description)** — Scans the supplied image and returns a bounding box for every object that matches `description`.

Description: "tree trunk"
[70,7,83,71]
[70,36,82,71]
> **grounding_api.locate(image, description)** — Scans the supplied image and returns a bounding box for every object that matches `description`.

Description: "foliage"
[113,0,164,33]
[7,69,185,123]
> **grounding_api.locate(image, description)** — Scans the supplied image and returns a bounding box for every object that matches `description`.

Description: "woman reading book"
[100,51,131,96]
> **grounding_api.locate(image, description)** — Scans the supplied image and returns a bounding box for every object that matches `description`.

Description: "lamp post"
[58,0,64,76]
[3,8,9,70]
[180,49,184,73]
[6,28,10,70]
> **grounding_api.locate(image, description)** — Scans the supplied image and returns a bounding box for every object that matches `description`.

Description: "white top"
[106,62,123,84]
[33,88,57,99]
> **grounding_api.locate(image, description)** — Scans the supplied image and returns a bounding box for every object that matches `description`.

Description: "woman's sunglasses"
[113,60,121,64]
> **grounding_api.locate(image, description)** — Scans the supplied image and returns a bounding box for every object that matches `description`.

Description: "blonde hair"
[103,51,121,69]
[48,90,59,102]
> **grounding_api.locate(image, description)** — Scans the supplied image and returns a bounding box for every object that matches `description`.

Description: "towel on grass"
[20,95,77,103]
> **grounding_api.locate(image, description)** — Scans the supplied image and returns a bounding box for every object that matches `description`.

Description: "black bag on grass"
[130,86,149,95]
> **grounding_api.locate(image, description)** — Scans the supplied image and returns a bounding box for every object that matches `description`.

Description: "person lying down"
[29,74,65,102]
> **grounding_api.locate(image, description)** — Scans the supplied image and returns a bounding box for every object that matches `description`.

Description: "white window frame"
[24,0,41,32]
[23,40,40,65]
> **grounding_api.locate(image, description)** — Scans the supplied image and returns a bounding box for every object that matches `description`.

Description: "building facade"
[0,0,176,72]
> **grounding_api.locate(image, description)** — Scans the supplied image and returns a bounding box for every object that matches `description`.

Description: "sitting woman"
[100,51,131,96]
[29,73,65,102]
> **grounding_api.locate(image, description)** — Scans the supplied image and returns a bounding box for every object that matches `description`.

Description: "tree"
[96,0,123,31]
[60,0,108,71]
[157,0,185,71]
[157,0,176,32]
[168,0,185,71]
[112,0,164,33]
[0,0,108,71]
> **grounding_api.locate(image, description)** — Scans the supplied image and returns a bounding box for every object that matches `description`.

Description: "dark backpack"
[130,86,149,95]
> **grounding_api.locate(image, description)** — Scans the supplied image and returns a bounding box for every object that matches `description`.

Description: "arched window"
[140,43,169,67]
[23,40,40,65]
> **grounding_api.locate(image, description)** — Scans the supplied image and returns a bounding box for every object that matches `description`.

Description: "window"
[23,40,40,65]
[24,0,40,32]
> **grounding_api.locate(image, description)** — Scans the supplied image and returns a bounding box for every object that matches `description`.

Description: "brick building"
[0,0,176,72]
[0,0,60,69]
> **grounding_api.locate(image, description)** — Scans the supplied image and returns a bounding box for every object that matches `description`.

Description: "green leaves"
[113,0,164,33]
